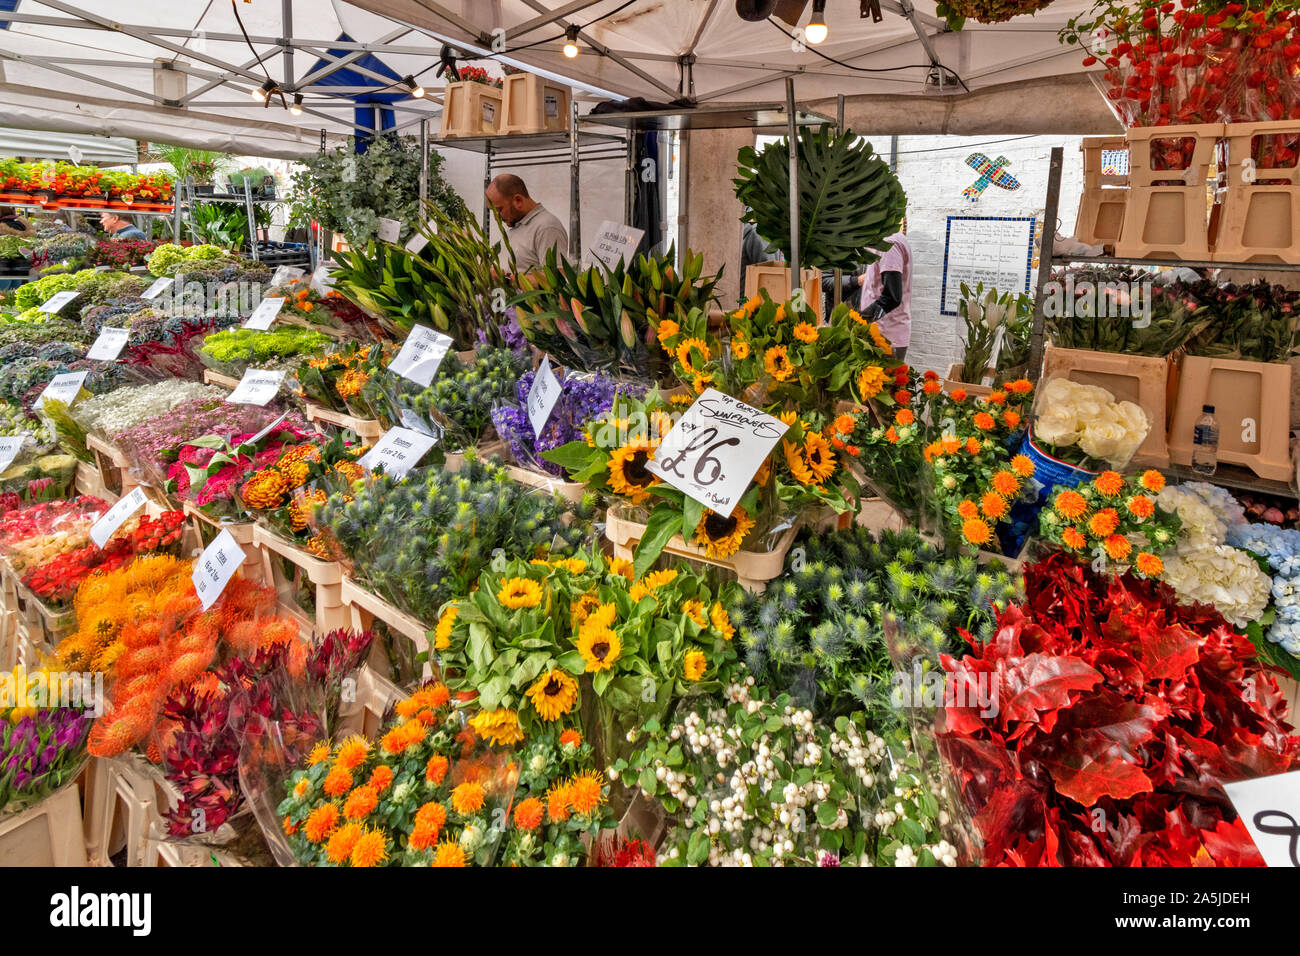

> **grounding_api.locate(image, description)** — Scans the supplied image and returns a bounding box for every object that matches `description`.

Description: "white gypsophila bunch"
[73,381,224,439]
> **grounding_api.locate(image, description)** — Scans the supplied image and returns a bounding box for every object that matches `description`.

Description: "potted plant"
[948,281,1029,394]
[190,159,218,195]
[29,163,57,204]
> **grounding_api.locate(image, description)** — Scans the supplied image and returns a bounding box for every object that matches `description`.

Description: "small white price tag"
[270,265,306,286]
[86,326,130,362]
[376,217,402,244]
[309,263,337,295]
[226,368,286,406]
[388,324,453,388]
[646,388,789,518]
[141,276,174,300]
[191,528,246,611]
[0,435,26,472]
[38,290,80,313]
[405,231,430,255]
[588,220,646,269]
[526,355,562,435]
[1224,770,1300,868]
[244,296,286,331]
[89,486,146,549]
[359,426,437,478]
[35,370,89,410]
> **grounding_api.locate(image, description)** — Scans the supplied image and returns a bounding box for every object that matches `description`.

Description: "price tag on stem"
[141,276,175,300]
[0,435,26,472]
[35,371,89,410]
[388,324,453,387]
[86,327,130,362]
[225,368,286,406]
[89,487,147,549]
[646,388,789,518]
[38,290,80,313]
[191,528,246,611]
[359,426,438,478]
[526,355,562,435]
[244,296,285,331]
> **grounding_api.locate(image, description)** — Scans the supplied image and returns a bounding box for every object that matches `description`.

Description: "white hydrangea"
[1160,544,1271,627]
[1157,485,1229,548]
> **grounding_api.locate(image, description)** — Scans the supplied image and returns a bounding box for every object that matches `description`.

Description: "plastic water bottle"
[1192,404,1219,476]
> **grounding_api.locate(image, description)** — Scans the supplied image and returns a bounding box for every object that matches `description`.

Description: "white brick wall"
[893,135,1085,375]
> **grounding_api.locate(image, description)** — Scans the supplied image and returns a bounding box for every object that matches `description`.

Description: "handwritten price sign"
[646,388,788,517]
[1225,770,1300,867]
[359,426,438,478]
[388,324,453,387]
[191,528,246,611]
[527,355,562,435]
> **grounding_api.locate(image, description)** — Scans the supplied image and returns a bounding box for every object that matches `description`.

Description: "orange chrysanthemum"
[303,803,339,843]
[325,822,364,864]
[432,839,467,867]
[991,470,1020,497]
[333,735,369,771]
[1003,410,1021,429]
[1127,495,1155,519]
[1103,534,1133,562]
[973,411,995,431]
[1089,508,1120,538]
[1061,526,1088,551]
[980,492,1009,520]
[343,784,379,820]
[962,517,993,547]
[514,797,545,830]
[1054,489,1087,520]
[895,407,915,426]
[450,781,486,816]
[559,728,582,748]
[957,500,979,520]
[1094,471,1124,497]
[323,766,353,798]
[1140,469,1166,492]
[349,829,388,867]
[1135,552,1164,576]
[1010,454,1035,477]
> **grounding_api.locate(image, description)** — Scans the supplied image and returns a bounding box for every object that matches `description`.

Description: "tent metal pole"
[281,0,293,88]
[0,52,165,104]
[179,55,273,105]
[483,142,492,234]
[570,99,580,261]
[419,119,429,217]
[292,28,411,88]
[785,78,800,307]
[1027,147,1062,384]
[244,178,259,263]
[832,93,845,313]
[401,0,487,41]
[506,0,606,40]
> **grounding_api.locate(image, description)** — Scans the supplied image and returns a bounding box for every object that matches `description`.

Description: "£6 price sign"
[646,388,788,517]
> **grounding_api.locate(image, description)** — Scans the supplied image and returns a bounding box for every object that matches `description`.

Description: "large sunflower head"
[675,337,711,377]
[525,669,579,722]
[857,365,887,400]
[692,506,756,559]
[576,624,622,673]
[497,577,543,610]
[764,345,794,382]
[607,438,660,505]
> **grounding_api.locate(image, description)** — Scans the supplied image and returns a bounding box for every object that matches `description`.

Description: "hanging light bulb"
[563,25,580,59]
[403,75,425,98]
[289,93,303,115]
[806,0,829,44]
[251,78,276,102]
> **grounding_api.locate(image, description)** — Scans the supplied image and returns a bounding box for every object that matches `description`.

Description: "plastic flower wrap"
[0,692,92,814]
[492,367,629,477]
[729,526,1022,724]
[937,552,1298,866]
[292,342,392,419]
[1031,377,1149,469]
[0,495,108,573]
[439,550,740,767]
[199,327,333,378]
[276,680,532,867]
[314,457,592,623]
[1227,521,1300,670]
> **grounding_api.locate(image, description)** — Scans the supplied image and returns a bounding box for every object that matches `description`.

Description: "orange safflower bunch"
[1037,470,1180,577]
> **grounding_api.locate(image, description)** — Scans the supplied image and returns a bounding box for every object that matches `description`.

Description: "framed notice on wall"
[939,215,1036,316]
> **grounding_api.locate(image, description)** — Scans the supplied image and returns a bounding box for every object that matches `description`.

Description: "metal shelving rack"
[179,179,309,266]
[1029,145,1300,499]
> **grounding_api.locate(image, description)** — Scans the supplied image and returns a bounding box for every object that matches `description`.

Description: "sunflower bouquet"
[437,549,739,772]
[279,681,523,867]
[1037,469,1179,578]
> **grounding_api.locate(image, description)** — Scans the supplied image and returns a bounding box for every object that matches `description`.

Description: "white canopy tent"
[0,0,1120,155]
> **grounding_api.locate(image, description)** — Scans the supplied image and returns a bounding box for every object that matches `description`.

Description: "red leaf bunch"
[938,552,1299,866]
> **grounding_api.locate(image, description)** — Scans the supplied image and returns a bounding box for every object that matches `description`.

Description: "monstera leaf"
[733,125,907,271]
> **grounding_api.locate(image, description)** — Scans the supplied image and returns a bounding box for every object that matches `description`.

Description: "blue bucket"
[998,429,1101,555]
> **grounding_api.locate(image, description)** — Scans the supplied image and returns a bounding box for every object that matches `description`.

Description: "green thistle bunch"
[731,526,1023,723]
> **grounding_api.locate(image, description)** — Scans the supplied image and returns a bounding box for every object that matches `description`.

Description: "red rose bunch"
[938,551,1299,866]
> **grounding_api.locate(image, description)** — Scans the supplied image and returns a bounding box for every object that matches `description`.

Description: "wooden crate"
[82,756,163,867]
[1115,124,1222,260]
[604,503,797,593]
[743,263,822,317]
[0,778,87,866]
[439,81,504,138]
[943,363,995,398]
[336,663,411,739]
[73,459,114,501]
[499,73,570,135]
[302,403,385,443]
[11,582,75,655]
[1074,136,1129,249]
[1214,120,1300,264]
[201,368,241,391]
[503,462,588,504]
[1167,355,1293,481]
[253,525,348,634]
[1042,346,1171,467]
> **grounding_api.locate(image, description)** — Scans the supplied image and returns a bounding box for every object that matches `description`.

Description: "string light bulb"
[251,78,276,102]
[289,93,303,115]
[403,75,425,98]
[806,0,829,44]
[563,25,580,59]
